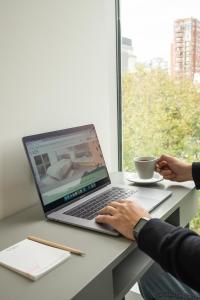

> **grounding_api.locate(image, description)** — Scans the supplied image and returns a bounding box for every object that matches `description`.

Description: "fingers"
[160,169,173,176]
[156,160,168,171]
[158,161,168,168]
[98,201,127,215]
[99,199,138,216]
[163,173,176,180]
[158,167,176,179]
[157,154,171,163]
[95,214,114,225]
[98,200,133,218]
[155,156,177,181]
[96,201,125,225]
[99,205,117,216]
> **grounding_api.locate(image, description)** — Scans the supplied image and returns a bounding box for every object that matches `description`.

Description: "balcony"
[176,33,184,38]
[176,38,183,42]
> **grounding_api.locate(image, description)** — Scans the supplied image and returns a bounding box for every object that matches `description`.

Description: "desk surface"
[0,172,197,300]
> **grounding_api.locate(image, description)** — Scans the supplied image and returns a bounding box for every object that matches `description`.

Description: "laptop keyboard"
[63,187,136,220]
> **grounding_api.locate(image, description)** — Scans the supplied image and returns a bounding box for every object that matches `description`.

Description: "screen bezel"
[22,124,111,213]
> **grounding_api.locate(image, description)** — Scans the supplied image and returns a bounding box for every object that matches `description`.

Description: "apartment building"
[171,17,200,80]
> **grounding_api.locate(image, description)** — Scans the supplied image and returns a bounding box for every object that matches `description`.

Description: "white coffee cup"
[134,156,157,179]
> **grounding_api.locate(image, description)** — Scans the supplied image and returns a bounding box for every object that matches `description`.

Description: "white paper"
[0,239,71,280]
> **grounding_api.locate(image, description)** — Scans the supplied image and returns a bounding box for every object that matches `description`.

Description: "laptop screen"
[23,124,110,213]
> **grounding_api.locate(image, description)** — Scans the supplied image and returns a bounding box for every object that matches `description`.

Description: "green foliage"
[122,66,200,171]
[190,198,200,235]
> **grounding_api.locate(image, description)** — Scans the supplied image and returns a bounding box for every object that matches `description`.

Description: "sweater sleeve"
[137,218,200,293]
[192,162,200,189]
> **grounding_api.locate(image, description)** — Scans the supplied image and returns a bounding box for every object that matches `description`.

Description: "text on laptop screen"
[25,126,109,210]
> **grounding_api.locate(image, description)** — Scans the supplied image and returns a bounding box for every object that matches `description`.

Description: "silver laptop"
[22,124,172,236]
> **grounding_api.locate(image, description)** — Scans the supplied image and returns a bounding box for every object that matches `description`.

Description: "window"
[34,153,51,178]
[117,0,200,233]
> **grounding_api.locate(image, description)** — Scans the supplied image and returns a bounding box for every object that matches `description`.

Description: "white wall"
[0,0,118,220]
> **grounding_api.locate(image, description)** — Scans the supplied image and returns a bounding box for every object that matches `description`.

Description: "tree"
[122,66,200,171]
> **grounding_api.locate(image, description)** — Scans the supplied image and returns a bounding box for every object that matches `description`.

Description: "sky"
[121,0,200,63]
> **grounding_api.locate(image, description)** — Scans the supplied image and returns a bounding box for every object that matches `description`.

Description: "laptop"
[22,124,172,236]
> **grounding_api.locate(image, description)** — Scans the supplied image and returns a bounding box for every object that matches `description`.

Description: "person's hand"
[156,154,192,182]
[95,200,151,240]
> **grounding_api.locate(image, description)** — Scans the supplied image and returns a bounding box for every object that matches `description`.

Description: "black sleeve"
[137,218,200,293]
[192,162,200,189]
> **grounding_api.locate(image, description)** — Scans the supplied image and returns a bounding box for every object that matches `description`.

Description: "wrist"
[186,163,192,180]
[133,216,151,241]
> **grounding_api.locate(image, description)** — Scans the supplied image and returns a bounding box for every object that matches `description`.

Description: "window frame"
[115,0,123,171]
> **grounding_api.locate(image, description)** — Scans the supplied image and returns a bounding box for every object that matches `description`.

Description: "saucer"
[126,172,163,185]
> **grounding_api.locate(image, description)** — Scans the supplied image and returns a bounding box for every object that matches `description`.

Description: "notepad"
[0,239,71,280]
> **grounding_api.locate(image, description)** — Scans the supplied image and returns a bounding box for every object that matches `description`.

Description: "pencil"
[27,235,85,256]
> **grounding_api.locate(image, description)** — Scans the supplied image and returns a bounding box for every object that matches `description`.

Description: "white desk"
[0,172,198,300]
